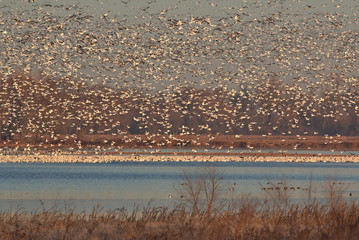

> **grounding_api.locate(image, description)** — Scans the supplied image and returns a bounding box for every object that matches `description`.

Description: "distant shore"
[2,134,359,150]
[0,153,358,163]
[1,134,359,163]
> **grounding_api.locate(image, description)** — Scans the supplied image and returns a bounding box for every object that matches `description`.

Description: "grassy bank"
[1,197,358,239]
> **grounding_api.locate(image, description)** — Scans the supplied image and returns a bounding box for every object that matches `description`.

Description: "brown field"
[3,134,359,153]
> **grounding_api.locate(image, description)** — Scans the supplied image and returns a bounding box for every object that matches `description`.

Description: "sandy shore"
[0,154,358,163]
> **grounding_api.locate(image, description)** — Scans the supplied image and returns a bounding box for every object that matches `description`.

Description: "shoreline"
[3,134,359,150]
[1,153,359,163]
[2,134,359,163]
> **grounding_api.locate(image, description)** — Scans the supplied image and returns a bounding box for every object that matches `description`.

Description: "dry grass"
[4,134,359,152]
[1,198,358,239]
[1,170,358,240]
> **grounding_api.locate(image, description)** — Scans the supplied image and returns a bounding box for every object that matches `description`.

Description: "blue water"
[0,161,358,212]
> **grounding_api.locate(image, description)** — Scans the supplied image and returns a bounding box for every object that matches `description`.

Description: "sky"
[0,0,358,92]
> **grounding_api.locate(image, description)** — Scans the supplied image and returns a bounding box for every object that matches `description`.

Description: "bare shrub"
[177,165,226,217]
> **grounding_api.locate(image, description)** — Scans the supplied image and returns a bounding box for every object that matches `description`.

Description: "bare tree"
[178,165,225,217]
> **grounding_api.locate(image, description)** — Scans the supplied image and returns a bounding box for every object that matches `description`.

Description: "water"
[107,148,359,156]
[2,147,359,156]
[0,161,358,212]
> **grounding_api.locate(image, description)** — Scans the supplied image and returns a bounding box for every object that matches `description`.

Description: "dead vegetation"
[2,134,359,154]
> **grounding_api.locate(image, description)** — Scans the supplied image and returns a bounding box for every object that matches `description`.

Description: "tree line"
[0,71,358,143]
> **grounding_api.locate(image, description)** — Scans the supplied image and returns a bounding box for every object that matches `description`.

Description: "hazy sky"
[0,0,358,91]
[3,0,357,19]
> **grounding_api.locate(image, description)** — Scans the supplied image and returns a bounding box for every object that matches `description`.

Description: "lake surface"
[2,147,359,156]
[0,161,358,212]
[108,148,359,156]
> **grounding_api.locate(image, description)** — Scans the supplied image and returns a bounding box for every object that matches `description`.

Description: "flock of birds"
[0,153,358,163]
[0,0,358,154]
